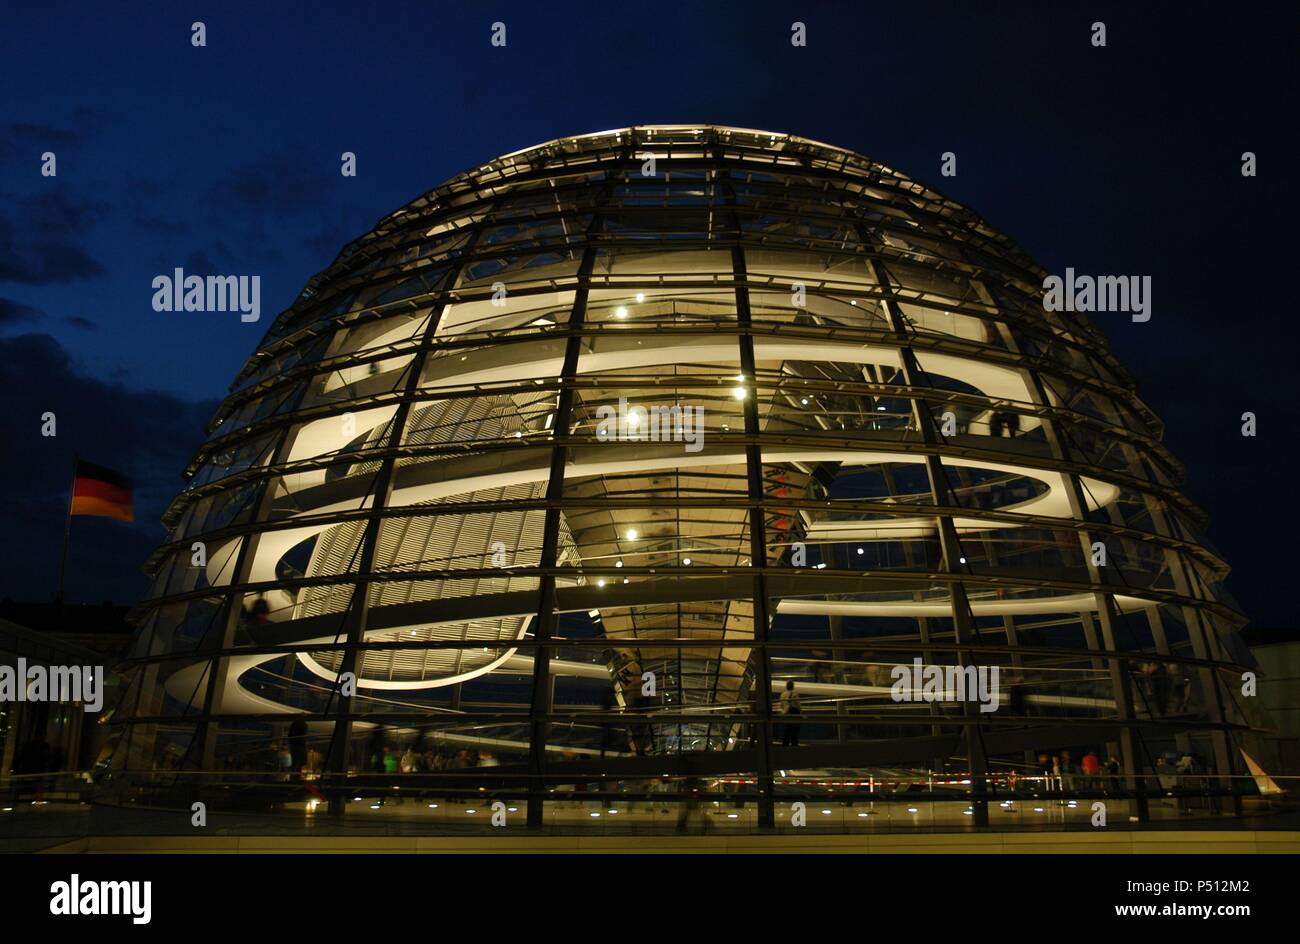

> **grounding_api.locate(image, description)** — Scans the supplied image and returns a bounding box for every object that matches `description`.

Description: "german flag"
[70,460,134,522]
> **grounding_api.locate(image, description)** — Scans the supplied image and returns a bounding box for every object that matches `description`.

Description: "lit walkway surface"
[7,793,1299,854]
[38,832,1300,855]
[111,125,1265,830]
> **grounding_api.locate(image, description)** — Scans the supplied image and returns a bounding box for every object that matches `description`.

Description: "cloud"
[212,156,331,215]
[0,333,217,605]
[6,122,83,148]
[0,191,108,285]
[125,176,191,238]
[183,250,219,276]
[0,296,42,325]
[0,120,84,162]
[306,219,362,262]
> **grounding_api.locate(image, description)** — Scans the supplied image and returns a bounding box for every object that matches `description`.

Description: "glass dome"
[117,126,1250,827]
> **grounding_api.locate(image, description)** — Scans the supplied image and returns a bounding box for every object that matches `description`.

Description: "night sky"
[1,2,1294,627]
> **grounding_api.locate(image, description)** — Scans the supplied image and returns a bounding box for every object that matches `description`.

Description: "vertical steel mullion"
[526,148,626,829]
[525,268,589,827]
[866,254,990,826]
[986,279,1163,818]
[193,442,295,773]
[1016,359,1152,822]
[1131,484,1238,798]
[324,232,484,812]
[735,249,776,829]
[715,138,777,829]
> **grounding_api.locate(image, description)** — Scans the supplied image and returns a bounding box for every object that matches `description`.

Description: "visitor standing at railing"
[1081,750,1102,791]
[779,681,802,747]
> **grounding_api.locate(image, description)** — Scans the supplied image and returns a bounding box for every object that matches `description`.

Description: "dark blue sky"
[1,1,1294,627]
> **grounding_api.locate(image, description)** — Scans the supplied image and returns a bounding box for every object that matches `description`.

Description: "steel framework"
[115,126,1253,829]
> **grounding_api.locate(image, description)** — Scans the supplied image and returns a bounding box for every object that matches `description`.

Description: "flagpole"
[56,454,77,614]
